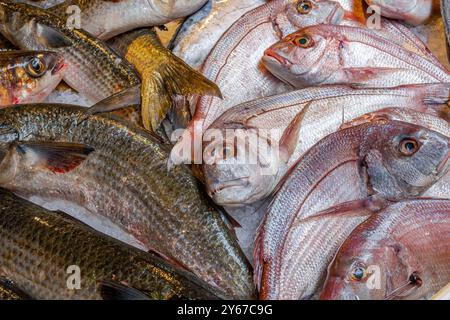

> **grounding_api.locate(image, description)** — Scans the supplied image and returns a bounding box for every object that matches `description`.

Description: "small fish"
[0,189,224,300]
[49,0,209,40]
[170,0,266,70]
[203,84,449,206]
[365,0,432,26]
[263,24,450,89]
[0,50,65,106]
[90,28,221,131]
[321,199,450,300]
[170,0,346,166]
[0,104,254,299]
[0,1,140,104]
[256,119,450,299]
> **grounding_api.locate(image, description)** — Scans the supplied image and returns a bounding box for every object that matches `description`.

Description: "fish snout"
[264,48,285,65]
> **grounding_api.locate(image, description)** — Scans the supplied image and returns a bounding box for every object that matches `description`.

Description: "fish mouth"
[264,49,285,65]
[208,177,250,198]
[51,58,67,75]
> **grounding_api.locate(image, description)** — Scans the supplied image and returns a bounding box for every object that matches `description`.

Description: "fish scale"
[0,190,224,299]
[0,104,254,299]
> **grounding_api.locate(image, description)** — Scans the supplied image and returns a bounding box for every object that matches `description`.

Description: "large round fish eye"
[350,266,366,281]
[297,0,313,14]
[26,56,47,78]
[293,35,314,48]
[399,138,420,156]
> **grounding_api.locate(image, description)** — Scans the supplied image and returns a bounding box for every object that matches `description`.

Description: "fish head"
[360,121,450,201]
[0,2,70,50]
[263,29,341,87]
[279,0,345,34]
[0,51,66,105]
[203,128,282,206]
[321,234,408,300]
[365,0,431,25]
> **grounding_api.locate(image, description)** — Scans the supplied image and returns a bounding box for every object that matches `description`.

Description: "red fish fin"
[16,142,94,173]
[339,67,401,85]
[301,197,387,223]
[279,102,311,164]
[384,272,422,300]
[97,280,149,300]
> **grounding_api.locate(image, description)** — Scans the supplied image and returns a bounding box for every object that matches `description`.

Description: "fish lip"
[264,49,285,65]
[208,177,250,198]
[51,58,67,76]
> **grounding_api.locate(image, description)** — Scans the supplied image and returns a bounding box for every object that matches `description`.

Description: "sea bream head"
[273,0,345,36]
[202,126,284,206]
[0,51,66,106]
[365,0,432,25]
[357,120,450,201]
[263,26,342,88]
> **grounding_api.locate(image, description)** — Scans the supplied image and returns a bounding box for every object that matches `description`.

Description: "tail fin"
[141,53,222,131]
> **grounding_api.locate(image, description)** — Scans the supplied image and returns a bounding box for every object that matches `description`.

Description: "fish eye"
[399,138,419,156]
[293,35,314,48]
[26,56,47,77]
[350,266,366,281]
[297,0,313,14]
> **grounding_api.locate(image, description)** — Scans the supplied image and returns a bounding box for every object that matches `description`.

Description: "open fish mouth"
[208,177,250,198]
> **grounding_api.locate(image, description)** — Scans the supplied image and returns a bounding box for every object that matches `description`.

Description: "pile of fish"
[0,0,448,300]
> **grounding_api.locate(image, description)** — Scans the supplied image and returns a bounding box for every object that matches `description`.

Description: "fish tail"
[141,55,221,131]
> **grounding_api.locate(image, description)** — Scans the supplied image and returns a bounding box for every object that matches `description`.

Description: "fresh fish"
[442,0,450,62]
[321,199,450,300]
[0,277,32,300]
[89,28,221,131]
[0,2,140,104]
[170,0,346,165]
[0,104,254,299]
[0,50,65,106]
[0,189,224,300]
[263,24,450,89]
[256,119,450,299]
[49,0,209,40]
[432,283,450,300]
[171,0,266,70]
[203,84,449,206]
[365,0,433,25]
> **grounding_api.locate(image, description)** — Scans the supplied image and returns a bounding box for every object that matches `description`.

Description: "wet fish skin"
[49,0,208,40]
[0,104,254,299]
[170,0,346,165]
[103,28,221,131]
[204,84,449,206]
[171,0,266,70]
[0,277,32,300]
[256,120,450,299]
[442,0,450,62]
[263,24,450,89]
[0,50,65,106]
[0,1,140,104]
[321,199,450,300]
[366,0,432,25]
[0,189,225,300]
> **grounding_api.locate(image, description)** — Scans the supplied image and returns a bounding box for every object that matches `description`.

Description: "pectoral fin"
[16,141,94,173]
[35,21,72,49]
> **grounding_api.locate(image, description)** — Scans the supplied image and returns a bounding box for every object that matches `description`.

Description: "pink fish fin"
[300,197,388,223]
[16,141,94,174]
[97,279,150,300]
[411,83,450,105]
[278,101,312,164]
[339,67,403,86]
[253,214,268,294]
[384,272,423,300]
[339,109,394,130]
